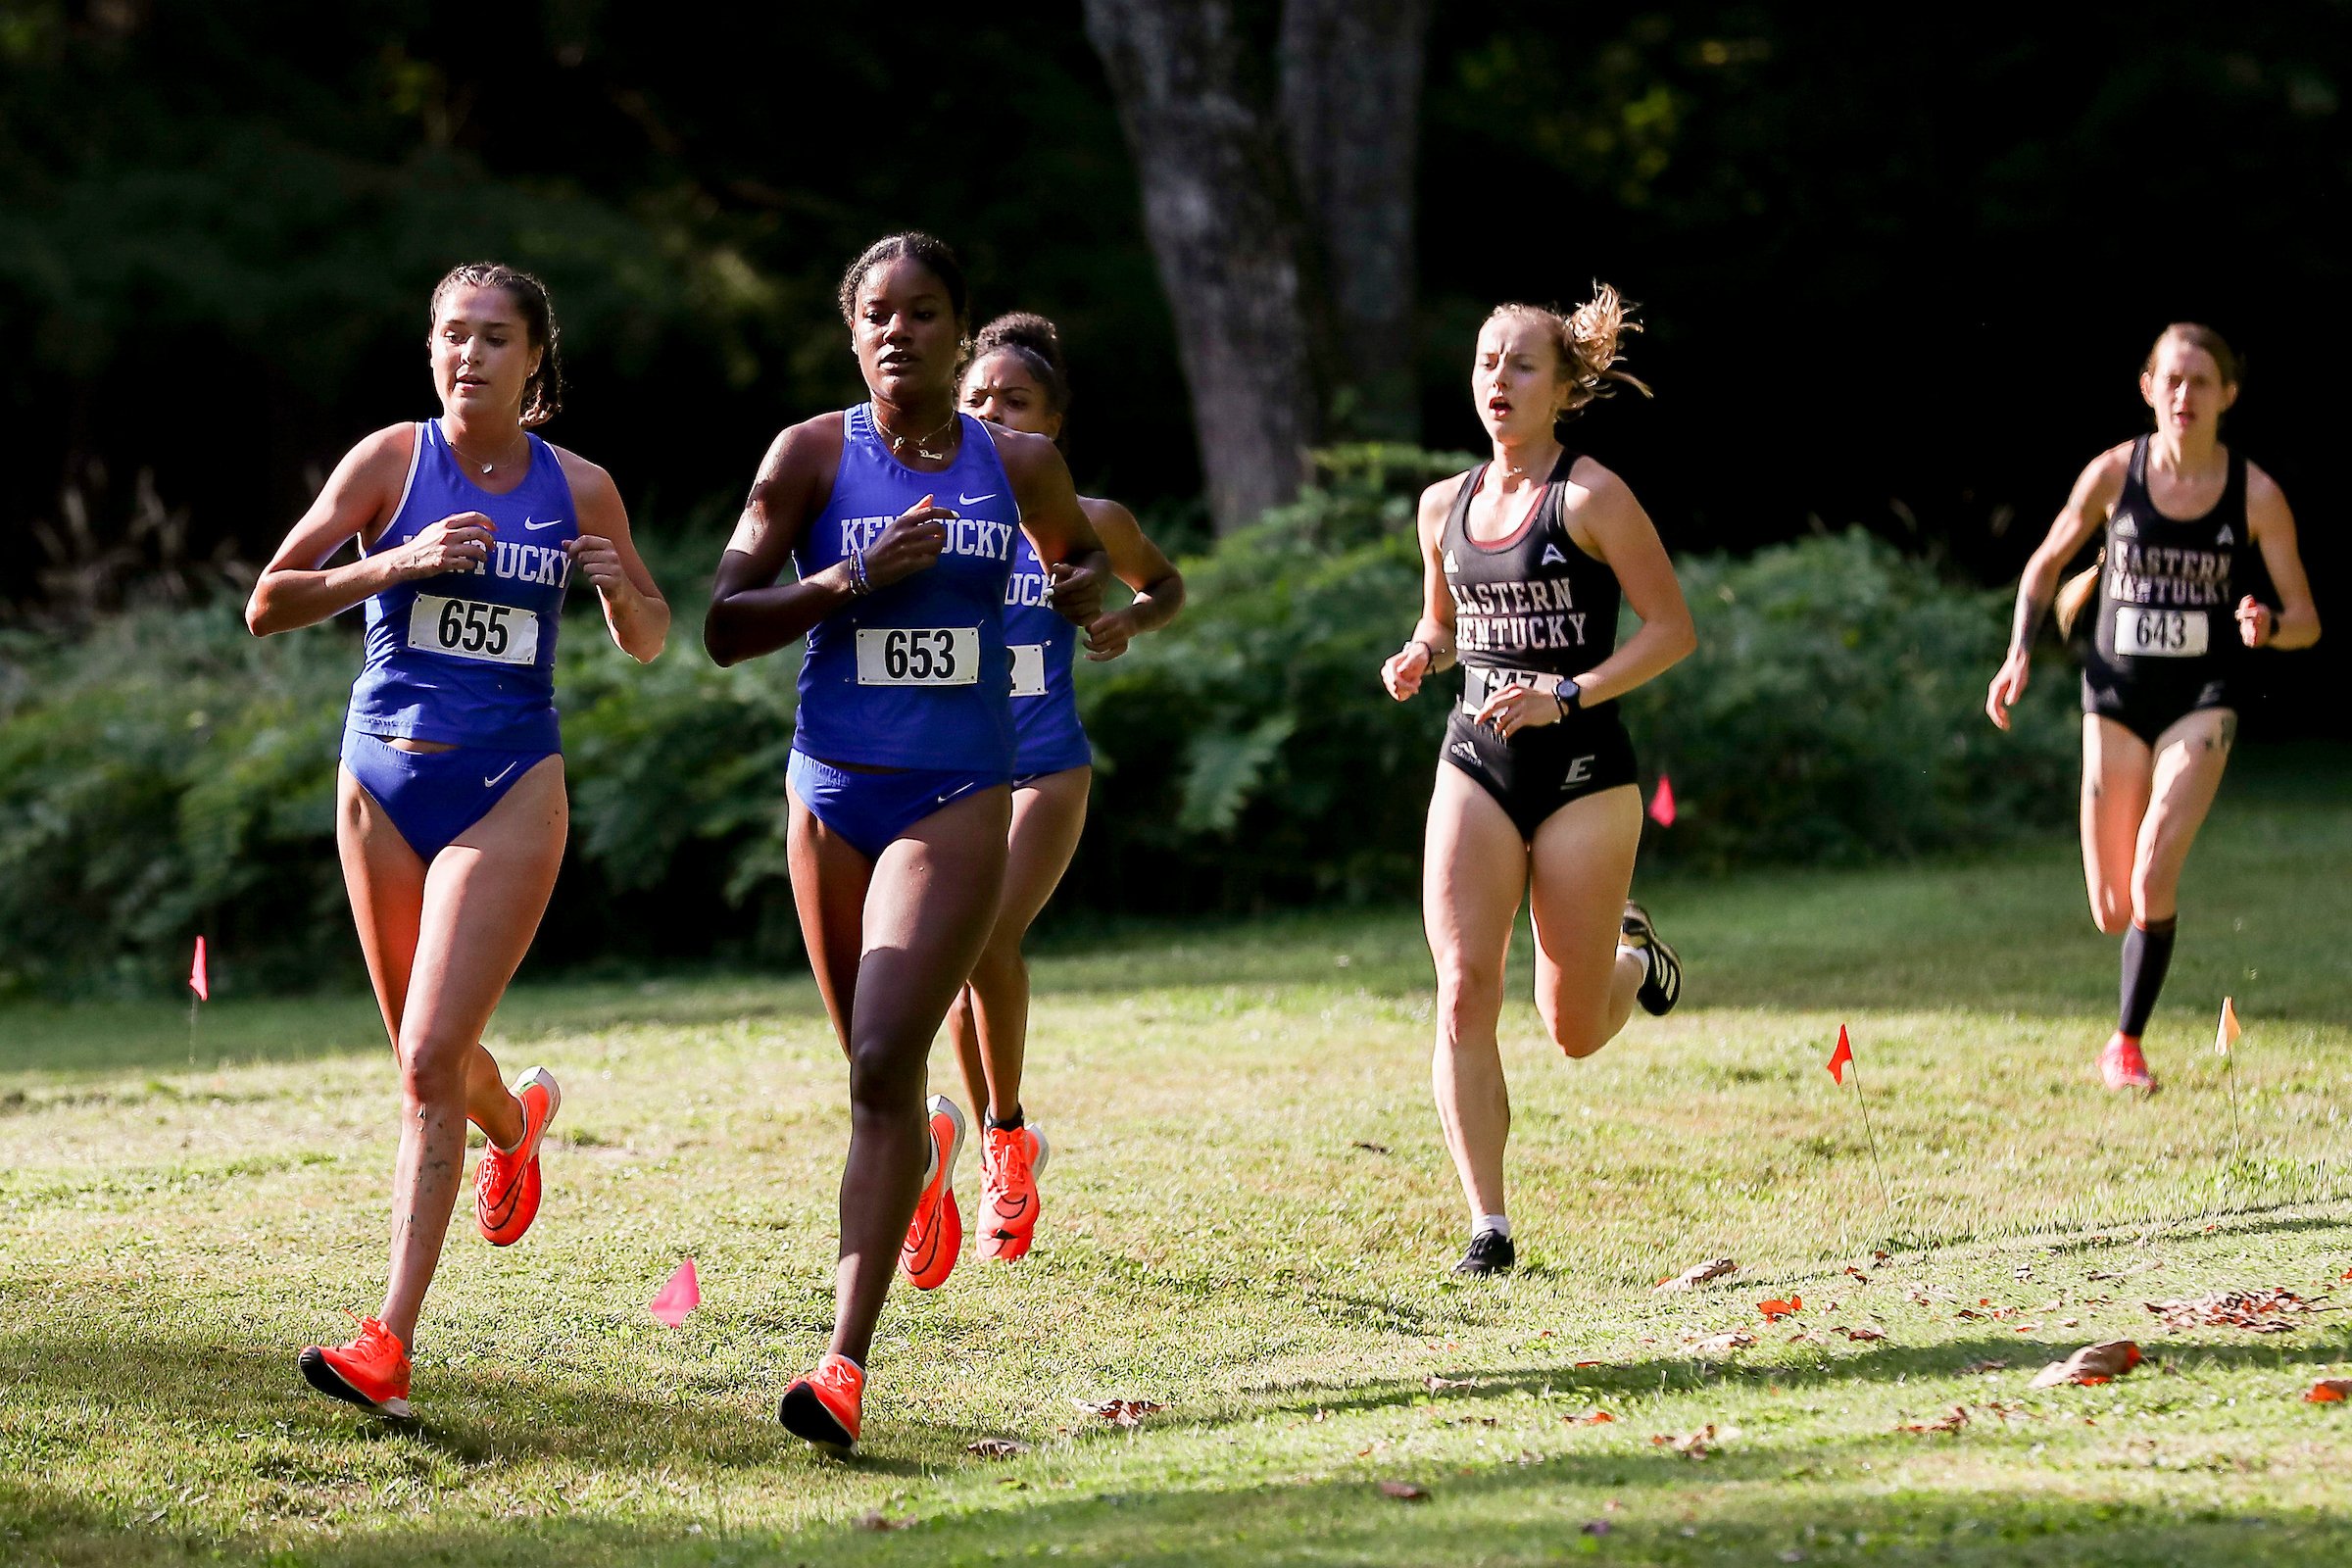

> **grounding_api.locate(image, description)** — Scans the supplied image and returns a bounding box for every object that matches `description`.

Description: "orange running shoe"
[779,1352,863,1450]
[2099,1033,2156,1093]
[975,1122,1051,1262]
[298,1314,413,1418]
[476,1065,562,1246]
[898,1095,966,1290]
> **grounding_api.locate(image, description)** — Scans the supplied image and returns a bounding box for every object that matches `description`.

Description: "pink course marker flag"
[1648,774,1677,827]
[189,937,209,1002]
[650,1258,701,1326]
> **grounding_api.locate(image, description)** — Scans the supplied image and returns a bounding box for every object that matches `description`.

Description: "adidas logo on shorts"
[1448,740,1479,761]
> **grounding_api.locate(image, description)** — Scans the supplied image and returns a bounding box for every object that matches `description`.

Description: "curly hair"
[971,312,1071,425]
[1484,284,1651,422]
[428,263,564,427]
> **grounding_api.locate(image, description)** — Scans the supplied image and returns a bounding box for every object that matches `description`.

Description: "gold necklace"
[871,402,959,463]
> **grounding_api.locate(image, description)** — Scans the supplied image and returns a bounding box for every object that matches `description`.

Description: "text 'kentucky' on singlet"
[791,406,1020,771]
[2089,435,2251,681]
[1440,449,1623,716]
[1003,526,1093,776]
[347,419,579,752]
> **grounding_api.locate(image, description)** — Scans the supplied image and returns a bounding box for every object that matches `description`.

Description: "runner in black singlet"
[1381,290,1696,1277]
[1987,322,2320,1092]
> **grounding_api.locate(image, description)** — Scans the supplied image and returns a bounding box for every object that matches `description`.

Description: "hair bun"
[975,312,1065,374]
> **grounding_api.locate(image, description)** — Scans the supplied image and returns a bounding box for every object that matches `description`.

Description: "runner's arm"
[999,426,1111,627]
[2241,465,2321,651]
[245,425,477,636]
[1381,478,1462,700]
[1077,497,1184,661]
[558,450,668,663]
[1987,445,2126,729]
[1556,460,1695,707]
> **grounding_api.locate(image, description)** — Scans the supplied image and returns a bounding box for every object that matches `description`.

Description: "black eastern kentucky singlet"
[2082,435,2254,743]
[1438,450,1639,839]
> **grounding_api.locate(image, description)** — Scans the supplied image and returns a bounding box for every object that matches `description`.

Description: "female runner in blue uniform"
[245,263,668,1417]
[946,314,1185,1263]
[1380,291,1695,1277]
[1987,323,2319,1091]
[705,236,1108,1450]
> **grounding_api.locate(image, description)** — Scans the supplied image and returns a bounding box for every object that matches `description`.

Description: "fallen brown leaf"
[964,1438,1031,1458]
[1574,1360,1605,1368]
[2144,1288,2329,1335]
[1426,1375,1474,1392]
[1874,1250,1891,1263]
[1844,1266,1872,1283]
[1963,1358,2010,1374]
[1651,1424,1716,1458]
[1758,1296,1803,1321]
[1562,1410,1615,1425]
[1581,1519,1612,1536]
[1689,1330,1757,1355]
[1836,1325,1887,1343]
[2304,1379,2352,1403]
[1895,1404,1970,1435]
[1378,1481,1429,1502]
[1351,1140,1391,1154]
[857,1511,915,1532]
[1072,1397,1170,1427]
[1655,1258,1740,1293]
[2029,1341,2143,1389]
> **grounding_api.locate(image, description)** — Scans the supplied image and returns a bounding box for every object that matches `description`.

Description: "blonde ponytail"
[1486,284,1652,419]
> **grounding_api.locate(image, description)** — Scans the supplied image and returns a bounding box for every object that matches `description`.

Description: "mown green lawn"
[3,749,2349,1566]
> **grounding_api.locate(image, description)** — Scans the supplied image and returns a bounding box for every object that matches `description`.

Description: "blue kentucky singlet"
[1004,528,1093,775]
[791,407,1021,770]
[345,420,579,752]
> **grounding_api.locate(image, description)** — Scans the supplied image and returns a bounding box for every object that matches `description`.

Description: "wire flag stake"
[1827,1024,1895,1227]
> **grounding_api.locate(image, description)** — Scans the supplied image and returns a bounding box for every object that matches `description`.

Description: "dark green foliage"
[0,466,2079,997]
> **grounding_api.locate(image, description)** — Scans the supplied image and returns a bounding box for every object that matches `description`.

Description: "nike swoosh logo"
[523,516,563,531]
[934,781,982,808]
[484,762,519,788]
[957,493,997,507]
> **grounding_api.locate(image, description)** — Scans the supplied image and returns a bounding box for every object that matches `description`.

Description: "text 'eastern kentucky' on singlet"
[1441,450,1623,716]
[1002,526,1093,775]
[791,406,1020,771]
[347,419,579,752]
[2089,435,2251,679]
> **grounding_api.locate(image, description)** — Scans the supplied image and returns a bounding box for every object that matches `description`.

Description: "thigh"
[1527,784,1642,994]
[992,767,1092,943]
[787,786,875,1056]
[2081,715,2153,929]
[2137,708,2234,891]
[401,756,567,1061]
[1423,763,1528,985]
[857,787,1013,1050]
[335,764,428,1051]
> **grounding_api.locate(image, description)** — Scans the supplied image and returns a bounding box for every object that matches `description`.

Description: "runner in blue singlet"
[946,313,1184,1266]
[705,234,1109,1452]
[246,264,668,1420]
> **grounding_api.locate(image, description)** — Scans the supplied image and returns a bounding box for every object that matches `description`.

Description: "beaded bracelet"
[847,544,870,598]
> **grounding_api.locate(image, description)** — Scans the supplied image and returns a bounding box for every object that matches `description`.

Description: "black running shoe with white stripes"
[1450,1230,1516,1276]
[1619,902,1682,1016]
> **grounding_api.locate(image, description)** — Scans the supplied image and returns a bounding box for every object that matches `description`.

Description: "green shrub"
[0,460,2082,996]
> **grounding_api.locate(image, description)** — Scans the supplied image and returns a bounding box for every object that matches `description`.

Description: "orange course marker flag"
[2215,996,2241,1056]
[1827,1025,1853,1084]
[1648,774,1677,827]
[189,936,209,1002]
[650,1258,701,1326]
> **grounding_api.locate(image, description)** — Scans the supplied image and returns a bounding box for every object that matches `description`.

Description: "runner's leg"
[372,757,566,1348]
[950,768,1091,1122]
[801,786,1010,1368]
[1424,764,1529,1225]
[2131,709,2234,925]
[1527,784,1645,1058]
[2081,715,2153,936]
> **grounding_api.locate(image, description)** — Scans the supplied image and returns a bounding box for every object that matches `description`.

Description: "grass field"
[4,750,2350,1565]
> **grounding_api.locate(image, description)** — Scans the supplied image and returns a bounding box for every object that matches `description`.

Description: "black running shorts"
[1441,702,1640,842]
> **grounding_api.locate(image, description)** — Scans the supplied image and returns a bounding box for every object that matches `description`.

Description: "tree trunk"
[1278,0,1432,443]
[1082,0,1319,535]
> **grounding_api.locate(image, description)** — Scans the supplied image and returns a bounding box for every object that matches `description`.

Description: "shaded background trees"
[2,2,2345,992]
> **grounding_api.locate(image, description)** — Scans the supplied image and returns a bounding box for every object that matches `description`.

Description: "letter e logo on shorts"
[1561,755,1594,789]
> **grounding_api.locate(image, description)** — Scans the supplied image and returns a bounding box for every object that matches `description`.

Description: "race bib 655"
[408,595,540,666]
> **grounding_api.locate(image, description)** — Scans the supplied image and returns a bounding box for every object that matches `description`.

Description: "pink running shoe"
[899,1096,967,1290]
[2098,1033,2156,1093]
[976,1123,1052,1262]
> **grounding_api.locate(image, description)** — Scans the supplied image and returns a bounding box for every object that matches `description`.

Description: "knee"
[1434,965,1502,1037]
[2089,891,2132,936]
[1540,999,1609,1059]
[399,1040,468,1106]
[846,1038,925,1119]
[970,939,1027,992]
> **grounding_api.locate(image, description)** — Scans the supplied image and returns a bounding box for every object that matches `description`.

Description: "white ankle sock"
[1474,1213,1511,1241]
